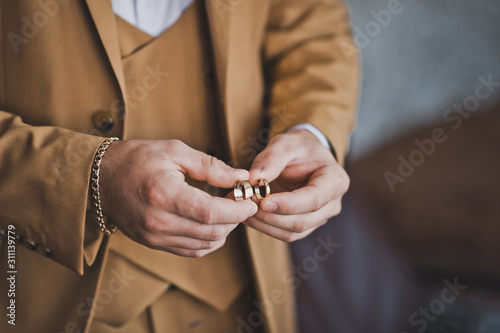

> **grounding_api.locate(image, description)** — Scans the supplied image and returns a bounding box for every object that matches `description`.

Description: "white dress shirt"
[111,0,332,151]
[111,0,194,37]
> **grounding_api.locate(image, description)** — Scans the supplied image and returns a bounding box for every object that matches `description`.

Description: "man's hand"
[246,130,349,242]
[98,139,258,257]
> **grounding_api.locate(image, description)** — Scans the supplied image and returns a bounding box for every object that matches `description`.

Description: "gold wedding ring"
[234,180,254,201]
[254,179,270,201]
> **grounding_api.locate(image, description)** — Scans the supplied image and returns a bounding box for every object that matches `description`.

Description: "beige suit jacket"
[0,0,359,332]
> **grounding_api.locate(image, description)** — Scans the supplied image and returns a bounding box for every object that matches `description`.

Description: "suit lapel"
[85,0,126,107]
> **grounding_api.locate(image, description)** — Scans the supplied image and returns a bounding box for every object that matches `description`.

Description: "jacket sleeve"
[0,110,107,275]
[264,0,360,164]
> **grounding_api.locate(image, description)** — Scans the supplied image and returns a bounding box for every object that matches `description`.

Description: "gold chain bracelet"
[91,137,119,236]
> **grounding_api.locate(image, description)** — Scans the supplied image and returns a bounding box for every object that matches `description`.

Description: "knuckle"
[141,215,157,233]
[140,181,165,207]
[207,226,225,241]
[149,216,173,234]
[139,232,155,248]
[201,207,218,225]
[199,240,216,250]
[283,232,298,243]
[275,200,291,214]
[190,250,206,258]
[292,221,307,233]
[339,171,350,194]
[216,238,227,248]
[168,139,185,150]
[259,211,272,224]
[332,202,342,216]
[166,140,189,157]
[259,153,273,163]
[312,196,323,212]
[293,233,308,241]
[202,154,223,168]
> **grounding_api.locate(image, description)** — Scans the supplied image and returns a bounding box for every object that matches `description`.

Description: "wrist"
[287,123,331,149]
[90,137,120,235]
[287,129,325,146]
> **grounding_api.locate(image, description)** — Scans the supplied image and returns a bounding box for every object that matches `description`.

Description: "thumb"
[177,145,248,188]
[248,136,295,184]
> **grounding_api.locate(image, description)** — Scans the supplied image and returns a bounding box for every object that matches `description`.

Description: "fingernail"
[262,201,277,212]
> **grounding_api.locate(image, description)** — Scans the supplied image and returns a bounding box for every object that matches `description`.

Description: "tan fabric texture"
[0,0,359,332]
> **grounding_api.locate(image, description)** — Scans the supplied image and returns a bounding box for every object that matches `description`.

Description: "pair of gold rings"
[234,179,270,201]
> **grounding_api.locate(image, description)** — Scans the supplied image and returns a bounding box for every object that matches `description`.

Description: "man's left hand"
[246,130,349,242]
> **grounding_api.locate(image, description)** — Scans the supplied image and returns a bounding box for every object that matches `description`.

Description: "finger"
[172,181,258,224]
[163,238,226,258]
[248,136,297,184]
[244,217,320,243]
[252,200,340,233]
[146,234,224,251]
[141,176,258,224]
[146,210,239,241]
[260,165,348,214]
[173,142,248,188]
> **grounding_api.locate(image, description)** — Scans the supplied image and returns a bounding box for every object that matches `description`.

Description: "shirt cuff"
[287,123,331,150]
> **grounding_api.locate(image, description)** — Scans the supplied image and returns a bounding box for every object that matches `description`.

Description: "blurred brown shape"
[350,104,500,278]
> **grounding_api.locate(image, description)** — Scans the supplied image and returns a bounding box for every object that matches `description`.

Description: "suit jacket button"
[15,234,23,242]
[23,239,37,251]
[92,111,115,133]
[0,230,6,239]
[44,248,53,258]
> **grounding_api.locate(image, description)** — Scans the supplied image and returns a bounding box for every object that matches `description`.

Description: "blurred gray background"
[293,1,500,332]
[344,0,500,160]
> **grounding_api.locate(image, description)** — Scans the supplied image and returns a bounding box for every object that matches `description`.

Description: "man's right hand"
[97,139,257,258]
